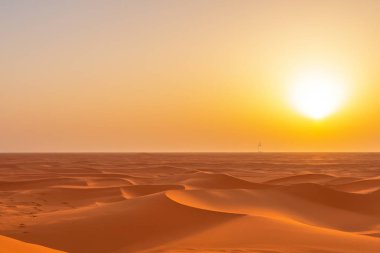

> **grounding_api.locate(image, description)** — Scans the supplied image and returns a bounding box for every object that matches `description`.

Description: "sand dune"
[32,186,126,206]
[166,187,380,232]
[1,153,380,252]
[121,185,184,198]
[0,235,63,253]
[325,176,362,185]
[179,172,268,190]
[0,178,87,191]
[331,178,380,193]
[265,173,336,185]
[280,183,380,216]
[150,214,380,253]
[3,193,240,253]
[132,166,191,175]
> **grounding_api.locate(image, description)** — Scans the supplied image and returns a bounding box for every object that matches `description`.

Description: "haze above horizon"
[1,0,380,152]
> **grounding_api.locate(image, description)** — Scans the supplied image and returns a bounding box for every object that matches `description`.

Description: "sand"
[0,153,379,252]
[0,235,64,253]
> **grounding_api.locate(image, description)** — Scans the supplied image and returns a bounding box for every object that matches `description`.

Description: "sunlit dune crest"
[0,235,64,253]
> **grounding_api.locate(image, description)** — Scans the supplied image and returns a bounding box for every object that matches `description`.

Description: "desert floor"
[0,153,379,253]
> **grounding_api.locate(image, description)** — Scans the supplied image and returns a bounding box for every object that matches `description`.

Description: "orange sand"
[0,153,379,252]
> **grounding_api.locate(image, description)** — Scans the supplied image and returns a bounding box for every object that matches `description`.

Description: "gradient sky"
[1,0,380,152]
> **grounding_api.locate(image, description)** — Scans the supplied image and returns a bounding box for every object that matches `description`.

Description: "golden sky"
[1,0,379,152]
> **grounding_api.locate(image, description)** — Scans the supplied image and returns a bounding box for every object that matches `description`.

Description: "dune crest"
[0,235,64,253]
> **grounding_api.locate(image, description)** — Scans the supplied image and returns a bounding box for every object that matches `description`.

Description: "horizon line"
[1,151,380,154]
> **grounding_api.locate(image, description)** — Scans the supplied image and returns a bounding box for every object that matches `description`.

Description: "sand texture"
[0,153,379,252]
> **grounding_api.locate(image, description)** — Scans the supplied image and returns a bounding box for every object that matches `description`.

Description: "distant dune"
[0,153,379,252]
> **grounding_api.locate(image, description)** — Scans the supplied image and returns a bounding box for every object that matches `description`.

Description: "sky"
[1,0,380,152]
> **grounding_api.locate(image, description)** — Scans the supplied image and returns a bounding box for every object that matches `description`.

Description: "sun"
[289,69,347,120]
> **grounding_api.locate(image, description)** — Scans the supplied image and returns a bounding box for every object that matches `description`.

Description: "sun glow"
[289,69,347,120]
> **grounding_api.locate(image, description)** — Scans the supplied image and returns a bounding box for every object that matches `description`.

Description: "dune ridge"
[0,235,63,253]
